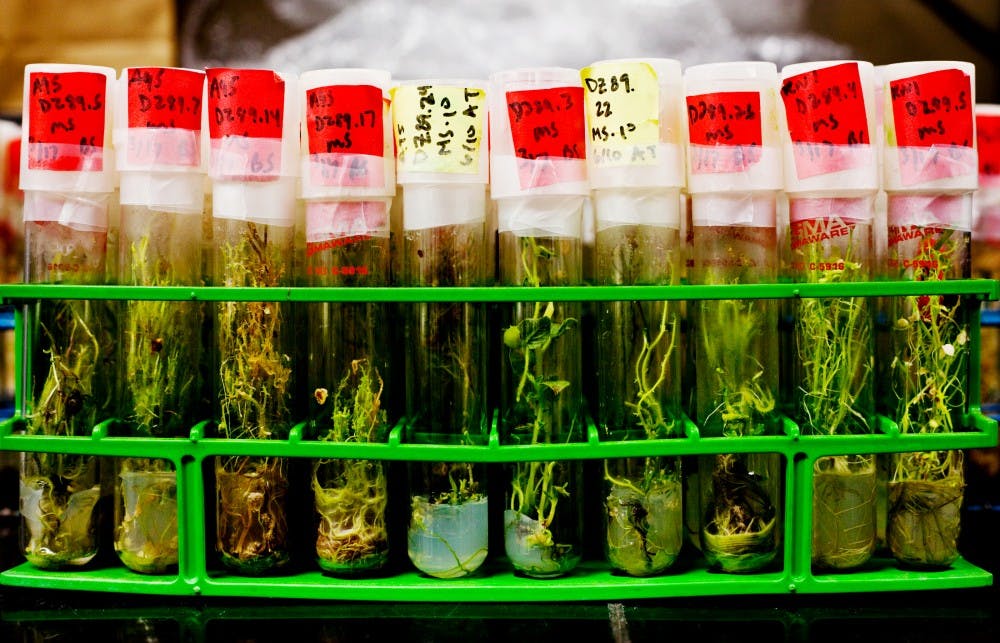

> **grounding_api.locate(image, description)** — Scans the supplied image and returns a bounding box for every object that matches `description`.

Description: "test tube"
[779,59,880,572]
[392,78,491,579]
[299,68,395,576]
[490,66,588,578]
[682,61,783,574]
[111,66,208,574]
[881,60,977,569]
[19,63,117,569]
[972,104,1000,467]
[582,57,686,576]
[206,67,299,575]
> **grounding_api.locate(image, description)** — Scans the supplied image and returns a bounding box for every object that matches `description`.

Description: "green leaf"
[520,316,553,350]
[542,380,570,396]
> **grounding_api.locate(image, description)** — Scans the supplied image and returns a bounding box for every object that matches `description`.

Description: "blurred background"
[1,1,999,640]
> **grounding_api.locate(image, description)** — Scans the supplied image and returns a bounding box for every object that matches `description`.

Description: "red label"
[306,85,383,157]
[127,68,204,130]
[780,63,870,178]
[4,139,20,194]
[686,91,762,173]
[506,88,586,161]
[889,69,972,148]
[207,69,285,140]
[686,91,761,147]
[26,71,107,171]
[978,113,1000,177]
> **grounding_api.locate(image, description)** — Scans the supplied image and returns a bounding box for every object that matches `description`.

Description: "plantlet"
[690,225,781,573]
[114,211,203,573]
[214,220,293,574]
[22,315,105,568]
[790,217,877,570]
[312,358,389,574]
[595,224,684,576]
[403,221,490,578]
[502,234,583,578]
[887,226,969,568]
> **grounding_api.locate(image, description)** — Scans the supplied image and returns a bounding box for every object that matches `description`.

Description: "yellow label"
[581,62,659,166]
[391,84,485,174]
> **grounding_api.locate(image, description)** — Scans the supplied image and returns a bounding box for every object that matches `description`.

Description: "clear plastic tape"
[687,146,783,193]
[210,136,287,180]
[301,152,394,199]
[490,154,588,199]
[306,198,390,242]
[20,64,117,195]
[119,171,205,213]
[23,190,109,232]
[117,128,203,173]
[788,195,876,224]
[496,194,584,238]
[887,193,973,232]
[884,145,978,191]
[593,188,681,232]
[588,143,684,191]
[403,183,486,231]
[212,177,297,224]
[691,192,777,228]
[783,143,877,193]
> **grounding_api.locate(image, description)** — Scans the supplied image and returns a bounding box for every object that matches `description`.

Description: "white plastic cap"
[206,68,300,181]
[115,67,207,212]
[683,61,782,194]
[881,61,977,193]
[583,58,685,190]
[392,79,489,186]
[977,103,1000,190]
[489,67,589,199]
[206,68,300,224]
[20,64,117,195]
[300,68,395,200]
[779,60,879,195]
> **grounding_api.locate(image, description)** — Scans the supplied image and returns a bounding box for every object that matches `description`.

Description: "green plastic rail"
[0,280,997,601]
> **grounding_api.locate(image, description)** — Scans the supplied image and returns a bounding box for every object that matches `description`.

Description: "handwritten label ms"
[393,85,485,174]
[307,84,384,187]
[780,62,869,179]
[207,69,285,178]
[127,67,204,167]
[506,87,586,161]
[890,69,972,185]
[207,69,284,140]
[27,71,107,171]
[686,91,761,173]
[581,61,659,167]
